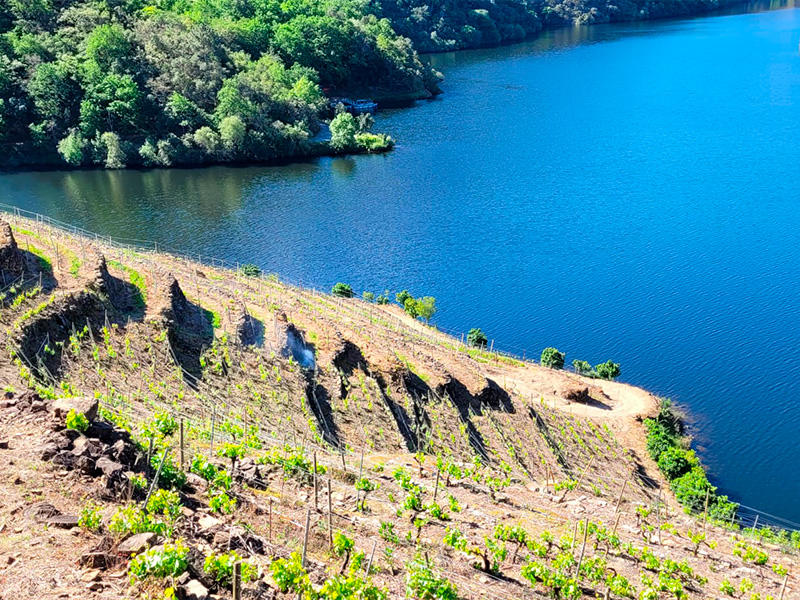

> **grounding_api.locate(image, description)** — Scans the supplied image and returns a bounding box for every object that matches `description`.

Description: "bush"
[362,291,375,302]
[129,541,189,581]
[595,360,620,380]
[467,328,488,348]
[643,419,675,462]
[79,502,103,532]
[270,552,310,594]
[209,492,236,515]
[670,467,713,512]
[657,447,692,480]
[396,290,412,305]
[332,282,354,298]
[406,557,458,600]
[540,348,565,370]
[65,409,89,432]
[146,489,182,522]
[572,359,593,376]
[204,550,257,588]
[240,263,262,277]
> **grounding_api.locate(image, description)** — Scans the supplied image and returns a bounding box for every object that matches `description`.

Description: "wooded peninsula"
[0,0,744,168]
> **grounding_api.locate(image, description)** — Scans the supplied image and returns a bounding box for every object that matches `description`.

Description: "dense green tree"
[595,360,620,380]
[79,74,143,136]
[467,328,487,348]
[330,112,357,151]
[332,282,354,298]
[415,296,437,323]
[540,347,565,370]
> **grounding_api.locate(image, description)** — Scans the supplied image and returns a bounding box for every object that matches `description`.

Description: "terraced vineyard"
[0,213,796,599]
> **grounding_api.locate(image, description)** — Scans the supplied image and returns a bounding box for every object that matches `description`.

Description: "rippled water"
[2,4,800,523]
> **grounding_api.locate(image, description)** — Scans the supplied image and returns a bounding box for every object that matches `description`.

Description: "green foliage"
[204,551,257,588]
[405,556,458,600]
[146,489,183,522]
[330,111,358,151]
[150,451,187,490]
[540,347,565,369]
[129,541,189,582]
[240,263,262,277]
[78,502,103,532]
[332,282,354,298]
[270,551,310,594]
[209,492,237,515]
[333,532,355,557]
[466,328,488,348]
[65,409,89,432]
[657,446,693,480]
[595,360,621,380]
[571,359,594,376]
[720,578,735,596]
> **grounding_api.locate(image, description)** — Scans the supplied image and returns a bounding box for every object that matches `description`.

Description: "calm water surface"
[3,4,800,524]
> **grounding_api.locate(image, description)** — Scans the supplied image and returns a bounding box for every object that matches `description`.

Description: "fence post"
[232,561,241,600]
[614,477,629,514]
[313,451,318,512]
[327,478,333,549]
[302,508,311,568]
[179,418,185,471]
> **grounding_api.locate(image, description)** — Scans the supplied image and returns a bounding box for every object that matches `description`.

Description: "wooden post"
[327,479,333,549]
[603,511,623,559]
[703,488,710,532]
[614,477,629,514]
[575,519,589,578]
[365,540,377,577]
[656,490,662,545]
[268,498,272,543]
[777,573,789,600]
[340,450,347,473]
[209,406,216,458]
[571,520,578,549]
[179,418,185,471]
[313,451,318,511]
[433,468,441,503]
[232,561,242,600]
[575,456,595,493]
[144,448,169,506]
[301,508,311,568]
[146,436,154,478]
[750,515,759,540]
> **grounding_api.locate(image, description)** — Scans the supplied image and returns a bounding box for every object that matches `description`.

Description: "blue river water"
[2,4,800,524]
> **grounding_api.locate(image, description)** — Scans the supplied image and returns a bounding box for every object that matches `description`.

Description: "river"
[2,3,800,525]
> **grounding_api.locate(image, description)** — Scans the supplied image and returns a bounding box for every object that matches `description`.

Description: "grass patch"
[107,260,146,310]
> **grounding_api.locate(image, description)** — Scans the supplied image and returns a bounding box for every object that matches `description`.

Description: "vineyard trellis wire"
[3,201,800,558]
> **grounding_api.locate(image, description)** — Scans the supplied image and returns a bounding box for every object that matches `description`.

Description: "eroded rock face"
[51,396,99,422]
[0,219,24,280]
[231,302,258,346]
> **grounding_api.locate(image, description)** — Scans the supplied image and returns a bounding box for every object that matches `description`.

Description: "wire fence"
[3,202,800,556]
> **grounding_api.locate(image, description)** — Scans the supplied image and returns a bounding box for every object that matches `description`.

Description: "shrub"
[467,328,488,348]
[595,360,620,380]
[670,467,713,512]
[540,348,565,370]
[129,541,189,582]
[79,502,103,532]
[65,409,89,432]
[572,359,593,376]
[190,454,218,481]
[362,291,375,302]
[396,290,412,305]
[151,452,186,490]
[209,492,236,515]
[270,551,310,594]
[204,550,257,588]
[146,489,182,522]
[332,282,354,298]
[239,263,261,277]
[657,447,692,480]
[406,556,458,600]
[643,419,676,462]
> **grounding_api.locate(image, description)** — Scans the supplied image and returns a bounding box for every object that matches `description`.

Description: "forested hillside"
[0,0,440,168]
[0,0,744,169]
